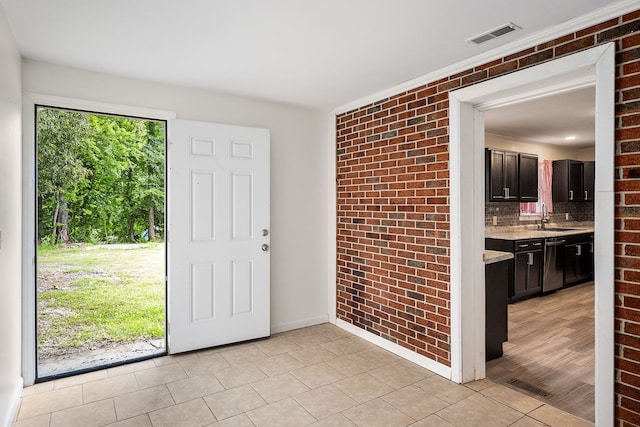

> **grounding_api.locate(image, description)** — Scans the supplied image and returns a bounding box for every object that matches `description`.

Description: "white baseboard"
[1,377,23,427]
[270,314,329,334]
[335,319,452,380]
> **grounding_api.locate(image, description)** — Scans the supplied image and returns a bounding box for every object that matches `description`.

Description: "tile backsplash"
[485,201,594,227]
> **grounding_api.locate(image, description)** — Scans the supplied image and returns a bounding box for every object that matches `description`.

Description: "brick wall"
[336,9,640,425]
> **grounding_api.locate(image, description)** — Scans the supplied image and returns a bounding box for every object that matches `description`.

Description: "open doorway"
[35,106,167,380]
[448,44,615,426]
[482,87,596,422]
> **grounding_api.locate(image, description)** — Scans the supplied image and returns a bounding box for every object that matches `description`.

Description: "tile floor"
[12,324,594,427]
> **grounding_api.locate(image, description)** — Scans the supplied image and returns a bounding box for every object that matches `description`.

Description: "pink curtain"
[520,160,553,214]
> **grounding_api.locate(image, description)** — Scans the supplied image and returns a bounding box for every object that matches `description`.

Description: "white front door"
[168,119,270,354]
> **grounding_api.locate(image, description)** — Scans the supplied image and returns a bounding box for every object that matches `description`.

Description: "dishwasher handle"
[545,239,567,247]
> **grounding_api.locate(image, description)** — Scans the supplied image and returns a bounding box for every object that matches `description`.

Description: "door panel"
[168,119,270,354]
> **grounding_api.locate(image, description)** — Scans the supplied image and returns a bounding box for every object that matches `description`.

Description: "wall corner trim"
[1,376,24,427]
[270,315,329,334]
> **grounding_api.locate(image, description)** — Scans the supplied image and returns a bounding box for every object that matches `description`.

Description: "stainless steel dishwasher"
[543,237,566,292]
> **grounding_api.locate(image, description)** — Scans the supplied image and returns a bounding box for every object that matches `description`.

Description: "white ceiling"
[484,86,596,148]
[0,0,629,113]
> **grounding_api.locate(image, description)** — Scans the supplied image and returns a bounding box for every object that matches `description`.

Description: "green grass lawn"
[37,243,165,357]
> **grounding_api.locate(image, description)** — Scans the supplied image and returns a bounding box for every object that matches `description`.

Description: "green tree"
[37,108,90,244]
[37,109,165,244]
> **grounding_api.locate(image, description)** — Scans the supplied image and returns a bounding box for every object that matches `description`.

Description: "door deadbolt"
[261,244,270,252]
[262,229,269,236]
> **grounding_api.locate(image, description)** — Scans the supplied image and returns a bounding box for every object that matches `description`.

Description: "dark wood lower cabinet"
[485,259,510,361]
[564,233,594,286]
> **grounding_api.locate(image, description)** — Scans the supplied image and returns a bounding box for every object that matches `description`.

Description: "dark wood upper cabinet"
[485,148,538,202]
[552,160,584,202]
[518,153,539,202]
[583,161,595,201]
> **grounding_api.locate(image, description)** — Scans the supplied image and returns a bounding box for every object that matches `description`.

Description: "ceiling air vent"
[467,22,521,44]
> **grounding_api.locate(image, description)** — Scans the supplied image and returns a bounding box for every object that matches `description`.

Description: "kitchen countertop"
[483,250,514,265]
[485,222,594,240]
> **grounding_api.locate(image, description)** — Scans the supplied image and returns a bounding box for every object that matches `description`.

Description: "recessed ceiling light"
[466,22,522,45]
[565,136,577,141]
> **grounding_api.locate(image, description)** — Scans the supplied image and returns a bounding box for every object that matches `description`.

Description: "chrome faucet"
[540,203,549,229]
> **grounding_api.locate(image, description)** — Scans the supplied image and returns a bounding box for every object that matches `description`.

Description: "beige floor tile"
[166,374,224,404]
[294,384,357,419]
[309,413,356,426]
[509,416,548,426]
[134,363,187,389]
[107,360,156,377]
[207,413,255,427]
[215,363,266,389]
[103,414,152,427]
[313,323,353,340]
[334,373,394,403]
[255,337,302,356]
[203,384,266,420]
[290,346,338,365]
[220,345,268,366]
[148,398,215,427]
[368,362,427,389]
[343,398,414,427]
[246,398,315,427]
[382,385,448,420]
[357,348,403,367]
[254,353,305,376]
[328,353,382,376]
[11,413,50,427]
[321,336,373,356]
[464,378,495,392]
[409,414,454,426]
[179,353,230,377]
[113,385,175,420]
[18,385,82,420]
[50,398,116,427]
[287,330,334,347]
[20,382,54,397]
[480,384,544,414]
[153,352,199,367]
[436,393,523,427]
[83,373,139,403]
[293,363,346,388]
[251,373,310,403]
[528,404,594,426]
[54,370,108,390]
[414,375,475,405]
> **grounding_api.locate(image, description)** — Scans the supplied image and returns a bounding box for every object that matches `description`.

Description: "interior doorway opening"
[449,44,615,426]
[35,106,167,380]
[482,87,596,421]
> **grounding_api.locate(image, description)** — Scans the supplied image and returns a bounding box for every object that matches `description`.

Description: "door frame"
[449,43,615,425]
[21,93,176,385]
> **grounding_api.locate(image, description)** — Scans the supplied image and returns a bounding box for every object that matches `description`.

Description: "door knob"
[261,244,269,252]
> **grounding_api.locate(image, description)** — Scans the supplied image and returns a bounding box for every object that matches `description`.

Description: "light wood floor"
[486,281,595,422]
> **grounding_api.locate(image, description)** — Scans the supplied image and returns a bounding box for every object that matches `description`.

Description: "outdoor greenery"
[37,243,165,357]
[36,108,166,358]
[37,107,165,244]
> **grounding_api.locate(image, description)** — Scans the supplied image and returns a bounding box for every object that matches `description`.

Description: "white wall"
[486,133,595,161]
[0,3,23,425]
[22,59,329,334]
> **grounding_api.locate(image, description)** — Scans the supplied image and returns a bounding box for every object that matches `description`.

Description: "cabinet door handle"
[576,245,582,256]
[590,242,594,253]
[504,187,509,199]
[569,190,574,201]
[527,252,534,265]
[585,191,588,200]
